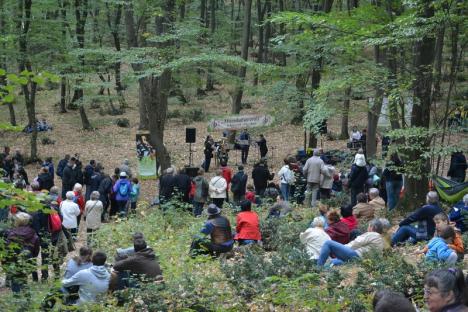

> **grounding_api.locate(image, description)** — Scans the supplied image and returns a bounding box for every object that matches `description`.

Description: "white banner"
[208,115,274,130]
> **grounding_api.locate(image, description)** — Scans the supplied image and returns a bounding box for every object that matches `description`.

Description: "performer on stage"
[203,135,215,172]
[239,129,250,165]
[256,134,268,158]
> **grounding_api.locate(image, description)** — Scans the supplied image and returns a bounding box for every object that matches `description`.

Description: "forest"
[0,0,467,310]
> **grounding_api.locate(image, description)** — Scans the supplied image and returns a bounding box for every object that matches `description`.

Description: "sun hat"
[207,204,221,216]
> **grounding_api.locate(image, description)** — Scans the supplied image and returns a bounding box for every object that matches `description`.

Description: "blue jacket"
[113,178,131,201]
[62,265,110,305]
[425,237,455,262]
[399,203,443,239]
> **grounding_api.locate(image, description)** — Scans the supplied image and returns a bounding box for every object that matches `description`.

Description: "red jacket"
[221,166,233,188]
[326,221,350,244]
[341,216,358,231]
[235,211,261,241]
[74,191,85,214]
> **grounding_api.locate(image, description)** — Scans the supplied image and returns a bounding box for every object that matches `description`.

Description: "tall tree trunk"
[340,87,351,139]
[205,0,216,91]
[367,46,386,158]
[0,1,15,125]
[277,0,286,65]
[263,0,271,63]
[7,102,17,126]
[406,0,436,209]
[253,0,265,85]
[231,0,252,114]
[60,77,67,113]
[432,26,444,98]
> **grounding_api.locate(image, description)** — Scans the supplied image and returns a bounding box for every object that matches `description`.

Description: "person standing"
[193,169,209,217]
[130,178,140,213]
[252,159,273,196]
[83,160,96,201]
[97,169,112,221]
[256,134,268,159]
[239,129,251,165]
[209,169,227,208]
[220,161,233,203]
[159,167,176,204]
[42,157,55,184]
[382,153,403,211]
[231,166,248,206]
[174,168,192,203]
[112,172,132,218]
[84,191,103,246]
[62,157,78,198]
[56,154,70,179]
[278,158,295,202]
[447,151,467,183]
[302,149,324,207]
[348,152,368,206]
[119,159,132,178]
[320,158,335,200]
[203,135,215,172]
[60,191,81,239]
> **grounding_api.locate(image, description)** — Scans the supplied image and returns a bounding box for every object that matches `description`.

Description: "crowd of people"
[1,132,467,311]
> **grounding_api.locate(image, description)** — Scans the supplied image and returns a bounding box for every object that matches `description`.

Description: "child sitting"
[417,213,464,260]
[424,225,458,264]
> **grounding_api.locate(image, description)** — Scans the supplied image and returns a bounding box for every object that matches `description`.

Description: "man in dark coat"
[447,151,467,183]
[61,157,78,198]
[98,170,112,220]
[174,168,192,203]
[83,160,96,201]
[252,159,273,196]
[231,165,248,205]
[113,239,163,290]
[37,167,54,191]
[56,154,70,178]
[159,168,176,204]
[256,134,268,158]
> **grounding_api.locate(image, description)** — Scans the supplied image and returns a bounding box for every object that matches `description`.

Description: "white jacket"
[320,164,335,189]
[278,165,294,185]
[300,227,331,260]
[60,200,81,229]
[346,232,384,257]
[209,176,227,199]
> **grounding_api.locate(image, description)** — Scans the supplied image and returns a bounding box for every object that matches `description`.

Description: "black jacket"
[37,172,54,191]
[98,175,112,204]
[114,247,162,279]
[231,171,248,195]
[448,152,467,180]
[174,173,191,201]
[160,174,176,199]
[349,165,368,189]
[252,164,272,191]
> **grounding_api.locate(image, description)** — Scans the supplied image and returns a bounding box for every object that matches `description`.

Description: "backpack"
[119,182,129,196]
[48,211,62,233]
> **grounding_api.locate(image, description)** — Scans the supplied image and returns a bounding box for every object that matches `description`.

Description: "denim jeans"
[193,202,204,217]
[280,183,290,202]
[386,180,403,211]
[306,182,319,207]
[117,200,128,217]
[317,240,359,266]
[391,225,417,246]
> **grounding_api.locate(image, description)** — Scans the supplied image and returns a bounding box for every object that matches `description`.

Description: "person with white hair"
[391,191,443,246]
[348,150,368,206]
[369,188,386,216]
[159,167,176,204]
[61,191,81,239]
[448,193,468,233]
[300,217,331,261]
[303,149,325,207]
[84,191,104,246]
[119,159,132,178]
[4,212,40,293]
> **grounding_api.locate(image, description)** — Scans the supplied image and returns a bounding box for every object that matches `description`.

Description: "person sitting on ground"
[190,204,234,257]
[4,212,40,293]
[61,251,110,305]
[325,209,350,244]
[115,232,145,261]
[112,239,163,290]
[234,200,261,245]
[449,194,468,233]
[392,191,443,246]
[369,188,386,216]
[300,217,331,261]
[424,268,468,312]
[423,225,458,264]
[64,246,93,279]
[341,204,358,231]
[416,213,464,260]
[353,192,375,222]
[267,195,292,218]
[372,289,416,312]
[317,219,385,267]
[263,182,280,202]
[60,191,81,239]
[379,218,392,250]
[37,167,54,191]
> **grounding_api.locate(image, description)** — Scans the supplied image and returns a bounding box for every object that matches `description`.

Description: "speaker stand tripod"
[188,143,193,166]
